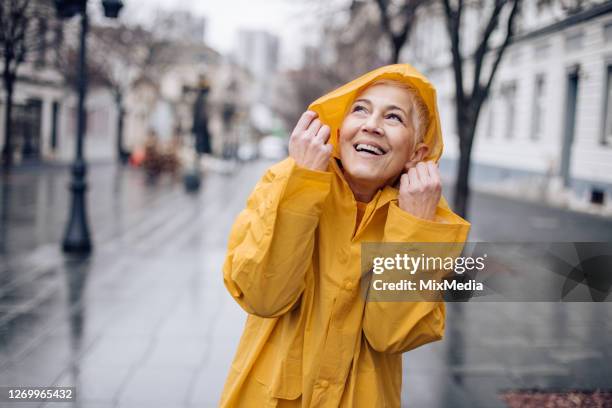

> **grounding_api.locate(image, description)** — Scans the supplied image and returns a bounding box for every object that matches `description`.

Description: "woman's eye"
[386,113,403,123]
[352,105,367,113]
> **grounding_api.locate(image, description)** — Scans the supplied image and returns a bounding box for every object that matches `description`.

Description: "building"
[321,0,612,209]
[0,8,129,165]
[0,9,231,165]
[234,29,279,106]
[404,0,612,208]
[0,3,66,164]
[152,9,207,44]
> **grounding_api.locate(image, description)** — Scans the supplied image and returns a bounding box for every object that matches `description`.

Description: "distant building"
[153,10,206,44]
[123,41,223,153]
[234,29,279,105]
[0,6,66,164]
[0,9,229,165]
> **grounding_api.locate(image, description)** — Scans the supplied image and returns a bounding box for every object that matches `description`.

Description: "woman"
[220,64,471,407]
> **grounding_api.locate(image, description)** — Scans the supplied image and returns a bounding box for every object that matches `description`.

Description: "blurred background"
[1,0,611,407]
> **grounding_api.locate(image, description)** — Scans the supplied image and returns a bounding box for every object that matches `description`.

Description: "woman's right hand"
[288,111,332,172]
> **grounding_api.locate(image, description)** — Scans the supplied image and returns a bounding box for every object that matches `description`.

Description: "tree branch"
[481,0,521,105]
[471,0,506,95]
[374,0,426,62]
[374,0,395,39]
[441,0,465,105]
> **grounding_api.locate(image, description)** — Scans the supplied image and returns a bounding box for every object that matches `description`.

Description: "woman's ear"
[404,142,430,170]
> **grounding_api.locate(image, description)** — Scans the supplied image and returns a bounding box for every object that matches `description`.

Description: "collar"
[330,158,399,212]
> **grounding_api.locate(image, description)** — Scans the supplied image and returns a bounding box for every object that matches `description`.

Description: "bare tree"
[275,65,344,130]
[373,0,428,63]
[84,23,173,162]
[440,0,601,217]
[441,0,521,218]
[276,0,388,129]
[0,0,57,169]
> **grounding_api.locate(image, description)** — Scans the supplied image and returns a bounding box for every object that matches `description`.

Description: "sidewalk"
[0,161,265,407]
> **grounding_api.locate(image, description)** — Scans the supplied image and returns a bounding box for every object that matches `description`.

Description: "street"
[1,160,611,407]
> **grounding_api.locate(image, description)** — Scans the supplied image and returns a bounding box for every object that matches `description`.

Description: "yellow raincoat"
[220,64,471,407]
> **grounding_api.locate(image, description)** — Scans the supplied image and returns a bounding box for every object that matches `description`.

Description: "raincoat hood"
[308,64,444,164]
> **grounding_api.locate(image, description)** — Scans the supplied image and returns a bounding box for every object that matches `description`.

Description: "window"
[603,65,612,146]
[534,41,550,61]
[531,74,546,140]
[35,17,47,67]
[565,31,584,52]
[501,82,517,139]
[54,25,63,68]
[604,21,612,43]
[485,96,495,139]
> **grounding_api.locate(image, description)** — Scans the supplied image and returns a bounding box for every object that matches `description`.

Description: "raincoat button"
[320,380,329,388]
[344,281,354,290]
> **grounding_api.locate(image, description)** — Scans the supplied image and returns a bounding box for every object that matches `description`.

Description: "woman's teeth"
[355,143,384,155]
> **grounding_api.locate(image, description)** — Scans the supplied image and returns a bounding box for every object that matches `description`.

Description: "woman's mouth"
[354,143,386,156]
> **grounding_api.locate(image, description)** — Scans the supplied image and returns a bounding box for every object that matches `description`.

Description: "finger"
[426,161,440,184]
[293,111,317,135]
[314,125,330,144]
[415,162,431,184]
[305,119,322,138]
[407,167,420,187]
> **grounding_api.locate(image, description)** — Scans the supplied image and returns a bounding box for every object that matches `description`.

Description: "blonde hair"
[366,78,430,143]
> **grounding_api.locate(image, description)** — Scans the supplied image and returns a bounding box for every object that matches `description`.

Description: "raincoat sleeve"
[223,157,332,318]
[362,199,470,354]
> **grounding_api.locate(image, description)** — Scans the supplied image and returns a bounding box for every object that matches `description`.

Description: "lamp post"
[55,0,124,254]
[184,77,210,193]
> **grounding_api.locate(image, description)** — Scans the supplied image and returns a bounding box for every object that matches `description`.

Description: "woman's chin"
[344,168,384,187]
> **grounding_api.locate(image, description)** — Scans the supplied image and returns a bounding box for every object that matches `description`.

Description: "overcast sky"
[113,0,333,68]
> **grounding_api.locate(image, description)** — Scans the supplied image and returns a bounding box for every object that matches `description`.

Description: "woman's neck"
[335,158,388,203]
[343,173,378,203]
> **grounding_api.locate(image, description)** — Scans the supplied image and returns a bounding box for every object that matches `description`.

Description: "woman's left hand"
[398,161,441,221]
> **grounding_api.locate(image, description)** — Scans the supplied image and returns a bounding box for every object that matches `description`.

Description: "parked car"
[237,142,259,162]
[258,135,288,160]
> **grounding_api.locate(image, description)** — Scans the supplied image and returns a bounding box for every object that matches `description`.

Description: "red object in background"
[129,148,145,167]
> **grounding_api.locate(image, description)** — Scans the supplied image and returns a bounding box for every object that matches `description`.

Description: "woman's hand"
[289,111,332,172]
[398,161,441,221]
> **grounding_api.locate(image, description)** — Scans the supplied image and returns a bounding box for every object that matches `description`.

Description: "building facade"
[0,6,67,164]
[406,1,612,207]
[235,29,279,106]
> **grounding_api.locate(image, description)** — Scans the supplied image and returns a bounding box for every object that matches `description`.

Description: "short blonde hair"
[366,79,430,143]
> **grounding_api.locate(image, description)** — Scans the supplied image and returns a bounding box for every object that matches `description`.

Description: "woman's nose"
[361,115,383,136]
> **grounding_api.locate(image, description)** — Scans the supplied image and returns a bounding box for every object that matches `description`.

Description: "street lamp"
[55,0,124,254]
[184,77,210,193]
[101,0,124,17]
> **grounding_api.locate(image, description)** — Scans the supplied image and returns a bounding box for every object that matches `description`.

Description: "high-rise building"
[153,10,206,44]
[235,29,280,104]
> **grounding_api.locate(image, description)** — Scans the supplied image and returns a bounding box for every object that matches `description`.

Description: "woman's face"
[338,83,426,191]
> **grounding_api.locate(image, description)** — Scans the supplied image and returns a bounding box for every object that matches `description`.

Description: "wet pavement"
[0,160,611,407]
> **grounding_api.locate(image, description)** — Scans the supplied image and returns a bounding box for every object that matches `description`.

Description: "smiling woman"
[220,64,471,407]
